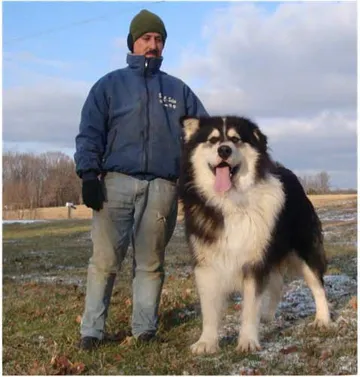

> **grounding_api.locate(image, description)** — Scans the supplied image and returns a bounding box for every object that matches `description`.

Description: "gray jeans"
[80,172,178,339]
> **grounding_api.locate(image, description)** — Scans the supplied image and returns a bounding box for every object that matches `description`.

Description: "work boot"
[135,331,157,343]
[78,336,102,351]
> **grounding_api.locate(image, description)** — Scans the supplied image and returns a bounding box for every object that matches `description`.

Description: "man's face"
[133,32,164,58]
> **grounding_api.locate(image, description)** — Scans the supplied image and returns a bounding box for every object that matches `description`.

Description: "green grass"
[3,220,91,277]
[2,204,357,375]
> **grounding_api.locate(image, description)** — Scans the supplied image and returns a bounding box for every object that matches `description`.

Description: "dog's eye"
[230,136,241,143]
[208,137,220,144]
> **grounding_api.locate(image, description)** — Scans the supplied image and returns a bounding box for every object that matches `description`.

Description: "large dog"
[179,115,331,354]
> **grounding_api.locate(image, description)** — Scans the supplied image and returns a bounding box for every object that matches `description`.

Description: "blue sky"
[2,1,357,189]
[3,1,279,85]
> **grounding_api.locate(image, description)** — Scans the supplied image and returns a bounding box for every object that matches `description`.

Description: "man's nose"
[148,38,157,49]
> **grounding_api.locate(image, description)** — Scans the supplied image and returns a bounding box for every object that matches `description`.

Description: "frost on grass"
[222,275,357,375]
[318,203,357,247]
[318,209,357,223]
[228,275,356,326]
[3,220,49,224]
[7,273,84,286]
[278,275,357,317]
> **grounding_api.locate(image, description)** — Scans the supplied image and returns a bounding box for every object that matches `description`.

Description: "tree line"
[298,171,331,194]
[3,151,81,210]
[2,151,347,211]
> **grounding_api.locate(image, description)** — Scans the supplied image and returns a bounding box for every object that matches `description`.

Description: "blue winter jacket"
[75,54,208,181]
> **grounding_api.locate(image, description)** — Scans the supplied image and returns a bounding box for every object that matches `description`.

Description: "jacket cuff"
[82,171,99,181]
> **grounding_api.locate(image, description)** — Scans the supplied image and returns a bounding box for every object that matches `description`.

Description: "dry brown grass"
[308,193,357,207]
[3,205,92,220]
[3,194,357,221]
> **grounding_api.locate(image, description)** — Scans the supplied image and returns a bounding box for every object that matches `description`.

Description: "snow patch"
[230,275,357,321]
[3,220,49,224]
[7,274,84,286]
[318,210,357,222]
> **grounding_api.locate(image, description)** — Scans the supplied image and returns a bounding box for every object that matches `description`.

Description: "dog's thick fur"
[179,116,331,354]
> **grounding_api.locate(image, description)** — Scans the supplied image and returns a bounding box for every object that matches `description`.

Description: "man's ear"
[179,116,200,142]
[127,33,134,52]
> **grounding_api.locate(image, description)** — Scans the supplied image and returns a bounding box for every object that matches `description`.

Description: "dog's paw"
[236,337,261,353]
[308,317,332,330]
[190,340,219,355]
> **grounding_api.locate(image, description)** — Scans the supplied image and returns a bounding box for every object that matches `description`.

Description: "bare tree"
[318,171,331,193]
[298,171,331,194]
[3,151,81,210]
[41,152,81,207]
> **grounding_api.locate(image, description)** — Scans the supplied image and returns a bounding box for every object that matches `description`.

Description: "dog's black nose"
[218,145,232,160]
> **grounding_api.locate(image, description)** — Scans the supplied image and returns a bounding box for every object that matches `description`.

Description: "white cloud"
[258,110,357,140]
[3,77,90,147]
[243,110,356,188]
[175,2,356,118]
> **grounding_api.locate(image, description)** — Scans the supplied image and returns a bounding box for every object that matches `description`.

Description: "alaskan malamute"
[179,116,331,354]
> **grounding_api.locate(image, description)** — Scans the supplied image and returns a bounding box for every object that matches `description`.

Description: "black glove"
[82,179,105,211]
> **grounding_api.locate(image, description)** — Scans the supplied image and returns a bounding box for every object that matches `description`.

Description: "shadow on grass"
[160,301,200,332]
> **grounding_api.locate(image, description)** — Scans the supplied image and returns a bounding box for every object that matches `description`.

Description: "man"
[74,9,208,350]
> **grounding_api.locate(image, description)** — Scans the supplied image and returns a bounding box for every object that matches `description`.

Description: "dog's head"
[180,116,270,194]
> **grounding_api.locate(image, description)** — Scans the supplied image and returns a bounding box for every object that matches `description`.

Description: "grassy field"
[2,195,357,375]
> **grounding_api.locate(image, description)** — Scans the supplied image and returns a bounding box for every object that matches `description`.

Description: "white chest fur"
[191,176,285,273]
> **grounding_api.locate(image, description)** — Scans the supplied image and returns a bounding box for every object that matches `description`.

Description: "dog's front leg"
[190,266,225,355]
[236,275,262,352]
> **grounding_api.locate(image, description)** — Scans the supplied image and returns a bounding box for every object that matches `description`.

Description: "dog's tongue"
[214,165,232,193]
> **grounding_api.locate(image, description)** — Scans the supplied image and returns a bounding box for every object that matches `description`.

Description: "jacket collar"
[126,54,163,76]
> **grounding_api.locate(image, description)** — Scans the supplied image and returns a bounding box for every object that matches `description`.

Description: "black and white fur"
[179,116,331,354]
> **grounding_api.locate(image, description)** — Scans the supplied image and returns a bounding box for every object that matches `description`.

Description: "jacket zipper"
[143,59,150,173]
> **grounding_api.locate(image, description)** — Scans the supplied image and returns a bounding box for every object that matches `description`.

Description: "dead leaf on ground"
[23,282,39,288]
[319,349,332,361]
[29,361,47,375]
[50,355,86,375]
[51,355,70,368]
[121,336,135,346]
[348,296,357,310]
[75,315,82,324]
[70,362,86,374]
[280,345,298,354]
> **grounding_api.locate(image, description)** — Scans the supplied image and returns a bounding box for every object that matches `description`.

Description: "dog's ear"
[179,116,200,142]
[253,127,268,153]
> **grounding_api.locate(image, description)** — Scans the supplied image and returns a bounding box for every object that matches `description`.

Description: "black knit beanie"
[127,9,167,52]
